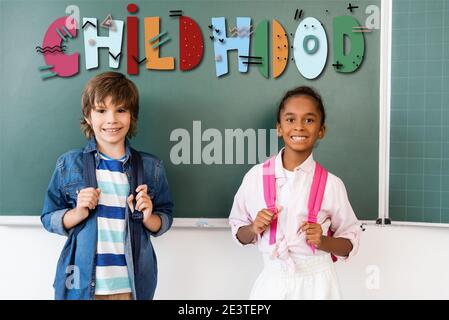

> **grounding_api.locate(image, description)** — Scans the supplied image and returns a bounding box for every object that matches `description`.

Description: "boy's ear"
[84,117,91,126]
[318,124,326,139]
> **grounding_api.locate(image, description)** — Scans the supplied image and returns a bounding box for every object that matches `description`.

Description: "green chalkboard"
[0,0,380,220]
[389,0,449,224]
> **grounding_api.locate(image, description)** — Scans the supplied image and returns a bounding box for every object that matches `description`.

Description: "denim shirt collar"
[82,136,132,164]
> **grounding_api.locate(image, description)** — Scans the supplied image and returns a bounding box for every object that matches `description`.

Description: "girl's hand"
[127,184,153,222]
[252,207,283,235]
[300,222,324,248]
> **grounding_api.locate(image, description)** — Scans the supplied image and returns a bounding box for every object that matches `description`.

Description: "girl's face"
[276,95,325,156]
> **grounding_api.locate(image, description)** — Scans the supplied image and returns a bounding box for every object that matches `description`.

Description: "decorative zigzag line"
[229,26,238,36]
[35,45,67,50]
[36,47,66,53]
[228,26,253,37]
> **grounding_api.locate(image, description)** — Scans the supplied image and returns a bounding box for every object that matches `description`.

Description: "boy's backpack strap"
[129,148,144,296]
[83,152,98,189]
[130,148,144,221]
[69,152,98,239]
[262,156,278,245]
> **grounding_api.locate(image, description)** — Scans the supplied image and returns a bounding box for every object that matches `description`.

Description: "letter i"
[127,3,139,75]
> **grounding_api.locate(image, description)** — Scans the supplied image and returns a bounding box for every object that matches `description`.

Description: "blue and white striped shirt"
[94,152,132,295]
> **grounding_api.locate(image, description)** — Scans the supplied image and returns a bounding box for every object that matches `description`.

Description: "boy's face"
[276,95,325,155]
[85,96,131,152]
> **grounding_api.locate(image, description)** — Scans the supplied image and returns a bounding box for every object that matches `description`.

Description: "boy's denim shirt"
[41,137,174,300]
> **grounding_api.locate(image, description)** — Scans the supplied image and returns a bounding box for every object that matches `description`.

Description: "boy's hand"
[127,184,153,222]
[300,222,324,248]
[76,187,101,219]
[251,207,283,235]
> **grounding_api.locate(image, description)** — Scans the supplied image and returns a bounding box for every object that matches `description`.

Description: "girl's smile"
[290,135,308,142]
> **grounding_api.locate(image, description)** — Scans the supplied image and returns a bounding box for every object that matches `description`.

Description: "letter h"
[83,18,124,69]
[211,17,251,77]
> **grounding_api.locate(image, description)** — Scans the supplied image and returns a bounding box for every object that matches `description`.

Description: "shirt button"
[91,281,95,287]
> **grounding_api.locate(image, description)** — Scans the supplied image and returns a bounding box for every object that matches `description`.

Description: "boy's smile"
[277,95,325,158]
[86,96,131,157]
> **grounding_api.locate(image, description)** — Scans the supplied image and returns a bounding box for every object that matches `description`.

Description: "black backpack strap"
[130,148,144,221]
[70,152,97,239]
[83,152,98,189]
[129,148,144,297]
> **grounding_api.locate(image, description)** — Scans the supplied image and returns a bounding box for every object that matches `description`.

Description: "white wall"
[1,221,449,299]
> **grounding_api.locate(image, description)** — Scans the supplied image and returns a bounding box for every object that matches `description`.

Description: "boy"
[41,72,173,300]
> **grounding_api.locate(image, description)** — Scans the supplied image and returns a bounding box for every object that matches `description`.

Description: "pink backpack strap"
[262,156,278,245]
[306,162,337,262]
[307,163,328,253]
[263,158,337,262]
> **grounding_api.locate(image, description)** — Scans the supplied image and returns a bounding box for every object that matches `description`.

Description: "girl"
[229,86,360,300]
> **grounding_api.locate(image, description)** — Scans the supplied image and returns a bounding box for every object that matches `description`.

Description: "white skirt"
[250,254,342,300]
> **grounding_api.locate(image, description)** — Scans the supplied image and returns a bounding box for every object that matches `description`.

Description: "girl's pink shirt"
[229,150,361,262]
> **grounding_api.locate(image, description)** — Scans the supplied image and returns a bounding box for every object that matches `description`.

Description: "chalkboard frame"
[1,0,385,226]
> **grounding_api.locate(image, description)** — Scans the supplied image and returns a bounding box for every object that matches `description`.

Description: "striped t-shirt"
[94,152,132,295]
